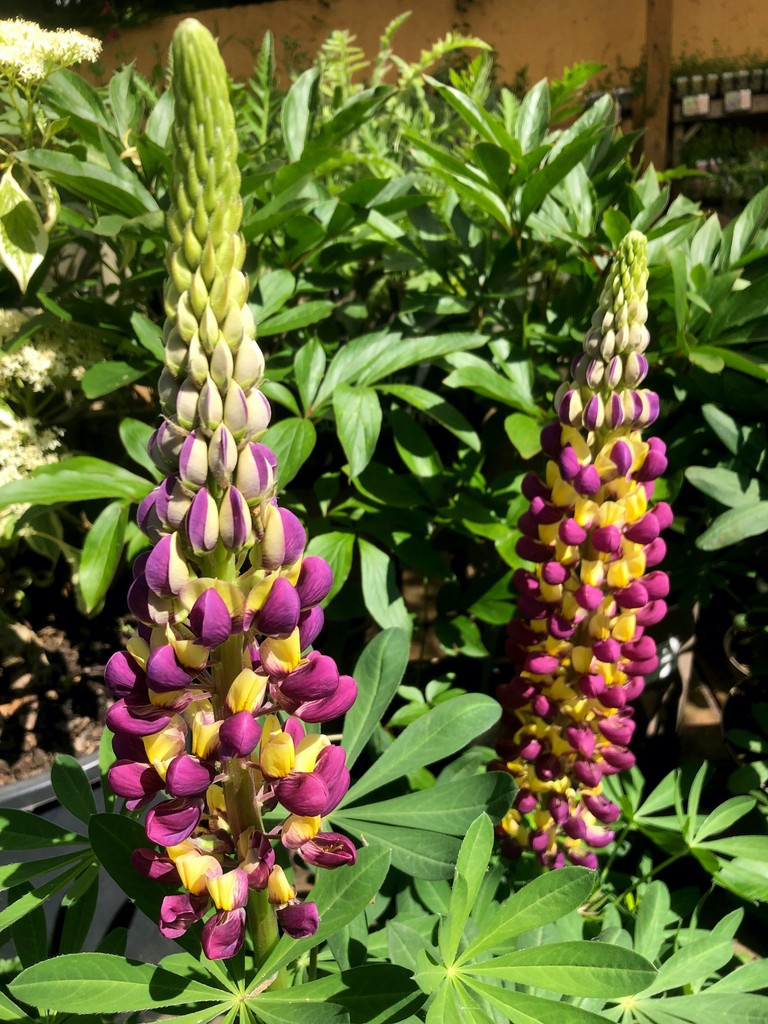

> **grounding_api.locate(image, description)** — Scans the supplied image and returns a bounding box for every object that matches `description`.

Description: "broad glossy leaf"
[515,79,550,151]
[342,627,410,768]
[443,364,538,414]
[638,931,735,997]
[261,417,316,487]
[505,412,542,459]
[520,130,602,221]
[633,993,768,1024]
[258,300,335,336]
[131,311,164,360]
[332,819,460,880]
[463,979,609,1024]
[633,881,672,962]
[50,753,98,824]
[0,167,47,292]
[341,694,500,804]
[702,404,740,455]
[79,500,129,614]
[457,867,594,963]
[358,538,411,633]
[376,384,480,450]
[0,808,86,849]
[21,148,157,217]
[685,466,761,509]
[9,954,226,1013]
[440,814,494,964]
[265,965,425,1024]
[0,990,31,1022]
[692,796,756,842]
[9,883,47,968]
[0,851,84,891]
[59,864,100,955]
[341,773,512,835]
[295,337,327,413]
[424,77,515,152]
[462,941,655,997]
[0,456,152,508]
[253,842,391,984]
[696,502,768,550]
[120,417,162,480]
[0,861,86,935]
[281,67,319,162]
[334,384,382,477]
[304,531,355,605]
[81,360,146,399]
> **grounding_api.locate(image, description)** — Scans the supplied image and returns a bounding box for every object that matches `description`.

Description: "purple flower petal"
[165,754,215,797]
[145,796,203,846]
[219,710,261,759]
[201,908,247,960]
[277,901,319,939]
[299,833,357,868]
[189,588,232,648]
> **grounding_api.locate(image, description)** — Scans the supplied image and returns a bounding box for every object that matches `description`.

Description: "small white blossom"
[0,307,105,392]
[0,415,62,486]
[0,18,101,84]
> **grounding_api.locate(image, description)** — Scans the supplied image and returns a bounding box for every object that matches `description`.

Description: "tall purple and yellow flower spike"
[495,231,671,870]
[104,20,357,961]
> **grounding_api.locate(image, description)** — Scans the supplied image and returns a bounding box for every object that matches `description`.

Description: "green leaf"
[258,300,335,336]
[692,796,756,843]
[79,500,129,614]
[81,360,146,399]
[696,502,768,550]
[281,67,319,162]
[505,412,542,459]
[520,130,602,221]
[516,79,550,151]
[0,167,47,293]
[715,857,768,902]
[702,404,740,455]
[701,834,768,859]
[295,337,327,413]
[261,417,317,488]
[0,851,84,891]
[457,867,595,964]
[376,384,480,451]
[266,965,425,1024]
[341,694,500,804]
[443,364,538,415]
[130,311,164,360]
[685,467,761,509]
[50,754,97,825]
[0,990,32,1022]
[463,980,610,1024]
[462,941,656,997]
[119,417,162,480]
[332,819,460,879]
[334,385,382,477]
[0,808,86,849]
[250,996,347,1024]
[0,861,86,936]
[633,993,768,1024]
[341,774,513,836]
[358,538,411,633]
[9,954,227,1013]
[695,345,768,381]
[639,931,735,997]
[304,531,355,605]
[0,456,152,508]
[633,880,672,962]
[342,628,410,768]
[424,77,516,151]
[9,883,47,968]
[59,864,99,955]
[20,148,158,217]
[254,843,391,984]
[440,814,494,964]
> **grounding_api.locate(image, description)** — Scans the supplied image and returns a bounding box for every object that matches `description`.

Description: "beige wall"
[94,0,768,86]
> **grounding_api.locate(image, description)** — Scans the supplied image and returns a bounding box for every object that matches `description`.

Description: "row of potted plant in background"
[0,13,765,1024]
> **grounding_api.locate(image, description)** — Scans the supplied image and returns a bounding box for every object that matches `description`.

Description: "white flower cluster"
[0,308,104,392]
[0,18,101,84]
[0,413,62,485]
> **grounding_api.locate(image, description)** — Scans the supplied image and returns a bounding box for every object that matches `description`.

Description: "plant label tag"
[681,93,711,117]
[724,88,752,111]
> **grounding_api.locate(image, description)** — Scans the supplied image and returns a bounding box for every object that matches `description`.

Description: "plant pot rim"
[0,751,101,812]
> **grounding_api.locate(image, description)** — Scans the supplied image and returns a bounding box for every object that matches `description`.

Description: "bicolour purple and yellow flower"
[104,20,357,960]
[494,231,671,870]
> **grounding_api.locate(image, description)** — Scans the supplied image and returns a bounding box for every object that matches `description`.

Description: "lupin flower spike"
[495,231,671,870]
[105,20,357,962]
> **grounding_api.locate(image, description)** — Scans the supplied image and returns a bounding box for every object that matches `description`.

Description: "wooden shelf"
[671,94,768,164]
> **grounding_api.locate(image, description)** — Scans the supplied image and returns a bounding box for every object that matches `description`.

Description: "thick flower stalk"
[495,231,671,869]
[104,20,357,962]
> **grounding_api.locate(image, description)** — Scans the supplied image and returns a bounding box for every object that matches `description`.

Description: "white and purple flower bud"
[136,488,165,543]
[176,377,201,431]
[233,336,265,390]
[223,382,250,443]
[208,424,237,486]
[145,533,192,596]
[219,486,251,550]
[604,392,625,429]
[155,475,193,530]
[186,487,220,554]
[557,388,583,427]
[623,351,648,387]
[155,419,189,468]
[582,394,604,432]
[179,431,210,492]
[246,389,271,436]
[210,337,234,390]
[235,442,277,506]
[605,355,622,389]
[260,505,307,569]
[198,376,224,434]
